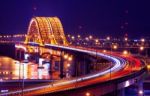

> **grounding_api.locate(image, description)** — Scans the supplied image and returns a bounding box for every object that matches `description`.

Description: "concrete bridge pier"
[60,51,64,79]
[49,55,55,80]
[70,54,81,77]
[83,56,92,75]
[71,54,92,77]
[15,49,25,60]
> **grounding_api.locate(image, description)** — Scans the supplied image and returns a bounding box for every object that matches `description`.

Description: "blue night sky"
[0,0,150,38]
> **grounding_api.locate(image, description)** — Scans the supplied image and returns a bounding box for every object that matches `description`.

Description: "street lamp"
[86,92,91,96]
[138,90,143,96]
[77,35,81,38]
[85,37,89,41]
[103,50,107,53]
[67,63,71,67]
[66,63,71,78]
[89,35,93,39]
[68,34,70,38]
[71,36,75,40]
[95,39,99,43]
[64,54,68,59]
[106,36,110,41]
[21,60,28,96]
[139,46,144,51]
[138,46,145,56]
[124,37,128,41]
[141,38,145,43]
[113,45,118,50]
[123,50,128,55]
[68,56,73,61]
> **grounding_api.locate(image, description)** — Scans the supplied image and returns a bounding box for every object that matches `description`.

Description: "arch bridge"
[3,17,147,96]
[25,17,68,46]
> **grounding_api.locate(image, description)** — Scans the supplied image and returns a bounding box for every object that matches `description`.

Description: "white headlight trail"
[0,44,126,96]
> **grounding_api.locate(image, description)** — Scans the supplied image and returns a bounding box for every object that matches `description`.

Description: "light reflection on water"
[0,56,50,79]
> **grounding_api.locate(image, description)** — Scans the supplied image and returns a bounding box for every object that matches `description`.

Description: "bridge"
[0,17,147,96]
[25,17,68,45]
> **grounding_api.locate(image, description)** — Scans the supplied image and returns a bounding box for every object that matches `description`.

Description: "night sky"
[0,0,150,38]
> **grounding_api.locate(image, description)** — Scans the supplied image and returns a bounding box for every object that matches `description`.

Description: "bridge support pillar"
[71,54,92,77]
[49,55,56,80]
[71,54,79,77]
[33,52,40,64]
[60,51,64,78]
[15,49,25,60]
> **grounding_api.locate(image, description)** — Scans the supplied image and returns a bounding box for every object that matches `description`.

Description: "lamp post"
[123,50,128,55]
[139,46,144,51]
[21,60,28,96]
[141,38,145,43]
[110,41,113,80]
[139,46,144,56]
[106,36,112,81]
[110,47,112,80]
[113,45,118,50]
[66,63,70,78]
[63,54,73,78]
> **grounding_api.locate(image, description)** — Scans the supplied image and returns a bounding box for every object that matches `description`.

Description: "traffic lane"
[24,61,139,96]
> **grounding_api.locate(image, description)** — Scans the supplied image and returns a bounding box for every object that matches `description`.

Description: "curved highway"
[0,44,144,96]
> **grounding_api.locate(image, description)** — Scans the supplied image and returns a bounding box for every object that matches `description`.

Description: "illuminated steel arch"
[25,17,68,45]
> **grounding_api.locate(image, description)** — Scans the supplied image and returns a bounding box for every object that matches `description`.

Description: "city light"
[123,50,128,55]
[95,39,99,43]
[71,36,75,40]
[67,63,71,67]
[67,34,70,37]
[106,36,110,41]
[68,56,73,61]
[147,65,150,70]
[77,35,81,38]
[124,37,128,41]
[103,50,107,53]
[85,37,89,41]
[64,54,68,59]
[141,38,145,42]
[125,80,130,87]
[113,45,118,50]
[138,90,143,95]
[52,34,54,37]
[86,92,91,96]
[89,35,93,39]
[139,46,144,51]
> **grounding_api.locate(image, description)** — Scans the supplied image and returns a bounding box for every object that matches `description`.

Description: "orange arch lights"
[25,17,68,46]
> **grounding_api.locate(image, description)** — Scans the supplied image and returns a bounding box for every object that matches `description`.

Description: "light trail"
[0,43,126,96]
